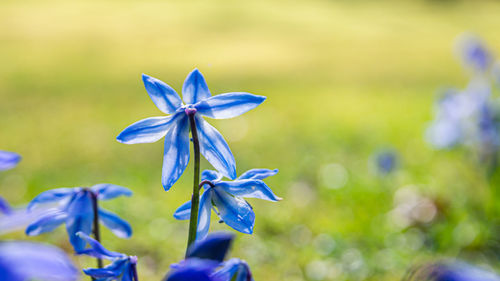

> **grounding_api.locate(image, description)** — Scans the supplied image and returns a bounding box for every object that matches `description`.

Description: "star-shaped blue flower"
[174,169,280,239]
[26,184,133,251]
[0,241,79,281]
[117,69,266,191]
[0,150,21,171]
[76,232,138,281]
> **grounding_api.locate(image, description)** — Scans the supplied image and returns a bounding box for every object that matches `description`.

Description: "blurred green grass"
[2,0,500,280]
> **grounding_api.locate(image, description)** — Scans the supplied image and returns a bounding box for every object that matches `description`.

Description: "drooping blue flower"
[76,232,138,281]
[374,149,399,174]
[0,241,79,281]
[0,150,21,171]
[164,232,234,281]
[405,261,500,281]
[174,169,280,239]
[212,258,254,281]
[117,69,267,191]
[26,184,132,251]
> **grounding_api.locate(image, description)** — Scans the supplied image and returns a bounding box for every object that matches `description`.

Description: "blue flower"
[174,169,280,239]
[0,241,79,281]
[76,232,138,281]
[374,149,398,174]
[165,259,220,281]
[26,184,133,251]
[212,258,254,281]
[186,232,234,262]
[117,69,266,191]
[457,34,493,73]
[0,150,21,171]
[164,232,234,281]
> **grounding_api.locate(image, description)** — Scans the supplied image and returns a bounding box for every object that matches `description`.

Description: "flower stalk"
[90,190,103,269]
[186,110,201,253]
[132,262,139,281]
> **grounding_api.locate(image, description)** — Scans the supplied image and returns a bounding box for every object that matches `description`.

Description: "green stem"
[90,191,103,270]
[186,112,201,254]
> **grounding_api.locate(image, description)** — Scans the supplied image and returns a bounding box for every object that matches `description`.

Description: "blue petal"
[162,116,190,191]
[195,92,266,119]
[165,259,218,281]
[27,188,75,211]
[98,208,132,238]
[0,151,21,171]
[216,180,281,201]
[237,168,278,180]
[65,192,94,251]
[142,74,183,114]
[121,266,135,281]
[212,258,254,281]
[0,242,79,281]
[196,190,213,240]
[65,191,93,218]
[66,216,93,252]
[212,189,254,234]
[92,184,133,201]
[195,116,236,180]
[76,232,125,260]
[0,196,12,215]
[173,200,191,220]
[182,69,211,105]
[83,268,118,278]
[187,232,234,262]
[83,259,128,278]
[25,210,67,236]
[202,170,222,182]
[117,115,179,144]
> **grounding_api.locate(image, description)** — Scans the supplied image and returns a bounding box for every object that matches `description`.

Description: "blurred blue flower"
[457,34,493,72]
[165,259,220,281]
[374,149,399,174]
[405,261,500,281]
[26,184,132,251]
[212,258,254,281]
[0,196,12,215]
[0,150,21,171]
[164,232,235,281]
[117,69,266,191]
[174,169,280,239]
[0,241,79,281]
[77,232,138,281]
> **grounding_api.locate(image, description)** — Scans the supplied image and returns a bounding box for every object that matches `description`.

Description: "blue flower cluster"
[426,34,500,168]
[0,69,278,281]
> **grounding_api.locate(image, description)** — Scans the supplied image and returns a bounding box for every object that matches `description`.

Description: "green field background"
[1,0,500,280]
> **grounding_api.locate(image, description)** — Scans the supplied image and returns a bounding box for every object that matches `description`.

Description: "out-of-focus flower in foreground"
[26,184,132,251]
[0,241,79,281]
[174,169,280,239]
[117,69,266,191]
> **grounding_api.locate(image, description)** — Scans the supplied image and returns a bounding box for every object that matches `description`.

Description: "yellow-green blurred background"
[2,0,500,280]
